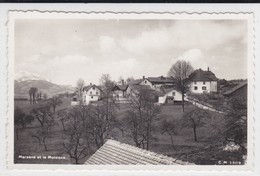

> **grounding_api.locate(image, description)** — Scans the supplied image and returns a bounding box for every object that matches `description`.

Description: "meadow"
[14,98,242,165]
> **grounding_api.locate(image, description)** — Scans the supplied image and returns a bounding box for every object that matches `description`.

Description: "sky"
[15,19,248,86]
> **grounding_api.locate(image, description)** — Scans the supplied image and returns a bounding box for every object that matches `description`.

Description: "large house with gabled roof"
[189,67,218,94]
[82,83,102,105]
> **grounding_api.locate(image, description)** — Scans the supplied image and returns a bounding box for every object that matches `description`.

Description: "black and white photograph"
[8,12,253,168]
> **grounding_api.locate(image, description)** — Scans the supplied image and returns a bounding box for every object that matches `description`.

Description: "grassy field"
[14,98,243,165]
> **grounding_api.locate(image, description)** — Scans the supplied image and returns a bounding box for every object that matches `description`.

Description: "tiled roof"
[128,77,176,85]
[148,76,176,84]
[189,69,218,82]
[83,84,102,92]
[128,79,143,85]
[113,84,128,91]
[223,81,247,96]
[85,140,192,165]
[157,88,179,97]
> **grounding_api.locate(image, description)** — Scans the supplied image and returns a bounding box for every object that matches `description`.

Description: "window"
[202,86,207,90]
[93,87,95,90]
[172,92,175,96]
[144,80,147,84]
[96,92,98,95]
[90,91,92,94]
[194,86,198,90]
[91,96,93,99]
[203,81,206,85]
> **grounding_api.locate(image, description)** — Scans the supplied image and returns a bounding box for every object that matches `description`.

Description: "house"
[157,88,182,104]
[82,83,102,105]
[189,67,218,94]
[129,76,176,90]
[223,81,247,98]
[112,84,128,102]
[85,139,192,165]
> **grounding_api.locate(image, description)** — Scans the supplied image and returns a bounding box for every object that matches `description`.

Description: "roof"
[147,76,176,84]
[128,79,143,85]
[83,84,102,92]
[112,84,128,91]
[128,77,176,85]
[223,81,247,96]
[189,69,218,82]
[157,88,180,97]
[85,140,192,165]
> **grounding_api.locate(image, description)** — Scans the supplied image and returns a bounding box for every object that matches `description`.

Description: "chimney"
[207,67,209,71]
[143,76,145,79]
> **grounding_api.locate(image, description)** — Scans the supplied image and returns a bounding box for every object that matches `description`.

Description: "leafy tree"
[181,107,210,142]
[14,107,34,140]
[48,95,63,112]
[168,60,194,112]
[43,93,48,100]
[28,87,38,104]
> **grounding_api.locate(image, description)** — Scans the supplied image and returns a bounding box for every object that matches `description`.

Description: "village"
[14,61,248,165]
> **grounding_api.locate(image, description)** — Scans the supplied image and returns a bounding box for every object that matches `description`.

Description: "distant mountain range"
[14,71,75,99]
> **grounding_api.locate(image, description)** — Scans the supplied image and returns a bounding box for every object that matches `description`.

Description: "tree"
[43,93,48,100]
[86,104,119,148]
[76,78,85,103]
[30,105,53,127]
[168,60,194,112]
[125,86,161,150]
[56,109,68,131]
[28,87,38,104]
[181,107,210,142]
[223,95,247,154]
[31,125,51,151]
[48,95,63,112]
[160,119,178,147]
[14,107,34,140]
[63,105,93,164]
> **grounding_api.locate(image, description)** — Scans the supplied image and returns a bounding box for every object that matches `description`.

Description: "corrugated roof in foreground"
[85,139,193,165]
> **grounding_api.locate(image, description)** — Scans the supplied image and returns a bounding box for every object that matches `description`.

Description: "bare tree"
[30,105,53,127]
[63,105,93,164]
[31,125,51,151]
[181,107,210,142]
[76,78,85,103]
[168,60,194,112]
[56,109,68,131]
[86,104,118,148]
[48,95,63,112]
[160,119,178,147]
[125,86,161,150]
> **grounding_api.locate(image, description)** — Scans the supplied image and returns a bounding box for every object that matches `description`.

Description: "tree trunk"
[193,126,197,142]
[182,91,185,112]
[61,120,66,131]
[15,128,19,140]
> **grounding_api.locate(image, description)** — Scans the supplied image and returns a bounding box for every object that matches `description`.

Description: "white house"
[157,88,182,104]
[82,84,102,105]
[189,68,218,94]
